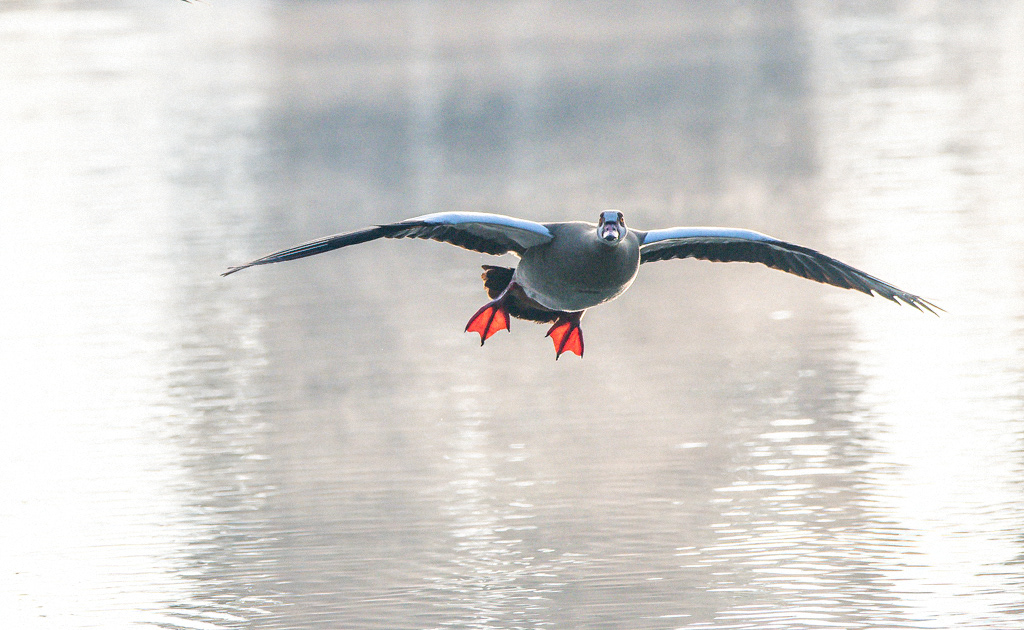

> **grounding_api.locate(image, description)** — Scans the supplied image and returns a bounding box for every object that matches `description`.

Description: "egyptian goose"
[224,211,939,358]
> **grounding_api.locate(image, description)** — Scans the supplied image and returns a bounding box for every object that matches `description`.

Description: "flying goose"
[223,211,939,358]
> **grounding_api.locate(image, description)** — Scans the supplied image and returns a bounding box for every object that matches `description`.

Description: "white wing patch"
[411,211,554,250]
[641,226,778,250]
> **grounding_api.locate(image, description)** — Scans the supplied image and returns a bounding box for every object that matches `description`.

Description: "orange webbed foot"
[546,313,584,359]
[465,300,511,345]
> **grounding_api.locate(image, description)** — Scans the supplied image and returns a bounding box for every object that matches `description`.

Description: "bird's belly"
[524,284,630,312]
[513,248,639,312]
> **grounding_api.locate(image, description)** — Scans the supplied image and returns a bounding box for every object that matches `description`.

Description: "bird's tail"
[481,265,515,298]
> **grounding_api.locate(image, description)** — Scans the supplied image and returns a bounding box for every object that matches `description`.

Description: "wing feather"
[223,212,552,276]
[639,227,941,314]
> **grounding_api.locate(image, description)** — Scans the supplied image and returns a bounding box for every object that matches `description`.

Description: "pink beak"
[600,223,621,241]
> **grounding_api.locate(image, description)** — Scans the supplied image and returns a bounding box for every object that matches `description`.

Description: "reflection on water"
[2,1,1024,628]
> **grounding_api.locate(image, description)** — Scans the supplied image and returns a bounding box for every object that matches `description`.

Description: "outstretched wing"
[223,212,553,276]
[637,227,941,314]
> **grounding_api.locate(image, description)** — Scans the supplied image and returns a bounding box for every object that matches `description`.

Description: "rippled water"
[3,1,1024,628]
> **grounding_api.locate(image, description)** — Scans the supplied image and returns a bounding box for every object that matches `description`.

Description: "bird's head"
[597,210,626,244]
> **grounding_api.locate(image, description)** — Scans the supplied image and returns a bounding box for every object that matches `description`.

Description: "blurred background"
[2,1,1023,628]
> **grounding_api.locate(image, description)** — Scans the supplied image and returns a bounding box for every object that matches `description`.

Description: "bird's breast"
[513,227,640,312]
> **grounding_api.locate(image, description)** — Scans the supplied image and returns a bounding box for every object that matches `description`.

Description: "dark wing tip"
[755,240,943,317]
[892,293,944,316]
[221,264,250,277]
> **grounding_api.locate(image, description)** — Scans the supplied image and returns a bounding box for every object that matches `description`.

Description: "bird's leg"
[546,311,584,359]
[465,282,515,345]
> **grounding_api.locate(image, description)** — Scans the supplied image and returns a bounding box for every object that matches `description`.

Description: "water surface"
[2,1,1024,628]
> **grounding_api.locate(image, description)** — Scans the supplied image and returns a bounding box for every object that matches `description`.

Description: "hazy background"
[2,1,1024,628]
